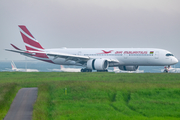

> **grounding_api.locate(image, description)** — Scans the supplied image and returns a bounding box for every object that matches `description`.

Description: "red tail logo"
[19,25,44,51]
[18,25,54,63]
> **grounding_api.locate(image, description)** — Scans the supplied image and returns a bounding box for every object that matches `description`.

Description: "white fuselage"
[11,61,39,72]
[12,68,39,72]
[60,68,81,72]
[49,65,81,72]
[42,48,178,66]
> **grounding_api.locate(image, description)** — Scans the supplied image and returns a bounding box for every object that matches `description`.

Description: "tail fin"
[18,25,44,51]
[60,65,64,69]
[11,61,17,70]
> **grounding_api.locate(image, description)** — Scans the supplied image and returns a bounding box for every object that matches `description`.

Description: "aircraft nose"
[173,57,178,64]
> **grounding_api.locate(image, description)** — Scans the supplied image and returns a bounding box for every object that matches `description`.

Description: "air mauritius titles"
[115,51,152,54]
[97,50,154,55]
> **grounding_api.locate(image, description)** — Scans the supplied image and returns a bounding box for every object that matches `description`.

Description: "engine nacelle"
[118,66,139,71]
[87,59,109,70]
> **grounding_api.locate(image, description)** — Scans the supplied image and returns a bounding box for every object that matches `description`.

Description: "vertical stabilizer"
[11,61,17,70]
[18,25,44,51]
[60,65,64,69]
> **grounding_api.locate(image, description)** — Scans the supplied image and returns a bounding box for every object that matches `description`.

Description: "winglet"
[11,44,23,51]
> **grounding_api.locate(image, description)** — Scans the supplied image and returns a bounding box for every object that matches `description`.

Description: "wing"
[105,58,119,63]
[46,52,90,64]
[5,49,90,63]
[47,52,120,64]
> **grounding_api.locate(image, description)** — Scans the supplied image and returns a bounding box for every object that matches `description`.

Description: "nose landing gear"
[163,65,170,73]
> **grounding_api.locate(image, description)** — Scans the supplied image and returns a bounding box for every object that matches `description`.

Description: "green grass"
[0,72,180,120]
[0,83,19,119]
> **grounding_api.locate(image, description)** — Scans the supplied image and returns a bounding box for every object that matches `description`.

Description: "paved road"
[4,88,38,120]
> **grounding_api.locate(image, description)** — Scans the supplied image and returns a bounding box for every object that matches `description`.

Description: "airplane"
[11,61,39,72]
[5,25,178,72]
[49,65,81,72]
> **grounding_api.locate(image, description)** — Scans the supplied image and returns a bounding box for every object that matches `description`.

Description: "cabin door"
[154,51,159,59]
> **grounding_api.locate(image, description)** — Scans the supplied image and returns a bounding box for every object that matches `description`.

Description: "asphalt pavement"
[4,88,38,120]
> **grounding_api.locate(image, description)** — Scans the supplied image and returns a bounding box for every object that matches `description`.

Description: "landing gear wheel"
[163,66,169,73]
[81,69,92,72]
[97,70,108,72]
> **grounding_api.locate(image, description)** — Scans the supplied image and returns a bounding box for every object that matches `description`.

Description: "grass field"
[0,72,180,120]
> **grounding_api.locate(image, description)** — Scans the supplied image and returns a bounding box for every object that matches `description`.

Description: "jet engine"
[118,66,139,71]
[87,59,109,70]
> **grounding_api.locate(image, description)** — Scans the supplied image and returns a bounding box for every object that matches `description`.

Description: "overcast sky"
[0,0,180,60]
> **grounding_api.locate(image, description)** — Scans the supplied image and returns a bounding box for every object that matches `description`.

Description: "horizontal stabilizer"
[5,49,32,56]
[11,44,24,51]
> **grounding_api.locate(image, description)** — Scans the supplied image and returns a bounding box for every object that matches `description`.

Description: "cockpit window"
[166,53,174,56]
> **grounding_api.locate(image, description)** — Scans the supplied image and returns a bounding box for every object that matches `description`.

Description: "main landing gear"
[97,70,108,72]
[81,69,92,72]
[81,69,108,72]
